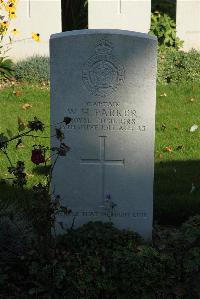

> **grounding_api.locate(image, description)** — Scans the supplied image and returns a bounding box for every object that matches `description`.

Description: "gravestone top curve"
[51,29,157,41]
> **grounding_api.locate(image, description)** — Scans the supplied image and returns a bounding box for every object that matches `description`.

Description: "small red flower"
[31,149,45,165]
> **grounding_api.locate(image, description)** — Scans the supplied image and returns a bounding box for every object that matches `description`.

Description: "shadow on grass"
[32,165,51,176]
[0,180,34,214]
[1,159,200,227]
[154,159,200,225]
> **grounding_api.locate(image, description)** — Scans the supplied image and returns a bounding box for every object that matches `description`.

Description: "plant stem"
[48,153,59,187]
[7,129,33,143]
[2,150,13,167]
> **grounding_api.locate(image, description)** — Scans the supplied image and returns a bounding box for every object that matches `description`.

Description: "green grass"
[155,83,200,224]
[0,84,50,188]
[0,82,200,225]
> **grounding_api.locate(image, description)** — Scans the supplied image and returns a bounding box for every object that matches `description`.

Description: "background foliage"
[15,56,50,83]
[0,56,14,80]
[157,48,200,84]
[61,0,88,31]
[151,0,176,20]
[150,12,183,50]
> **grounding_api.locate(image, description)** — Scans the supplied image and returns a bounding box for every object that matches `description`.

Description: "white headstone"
[176,0,200,51]
[6,0,61,61]
[50,29,157,240]
[88,0,151,33]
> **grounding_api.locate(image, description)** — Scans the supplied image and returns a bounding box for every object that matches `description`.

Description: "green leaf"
[17,116,26,131]
[6,128,13,138]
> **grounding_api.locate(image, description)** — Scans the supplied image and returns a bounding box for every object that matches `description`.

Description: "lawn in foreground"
[155,83,200,224]
[0,82,200,225]
[0,84,50,208]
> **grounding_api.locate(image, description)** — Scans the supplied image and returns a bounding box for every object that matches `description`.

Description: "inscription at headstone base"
[50,29,157,240]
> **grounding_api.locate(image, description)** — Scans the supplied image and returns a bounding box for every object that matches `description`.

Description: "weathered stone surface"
[50,29,157,240]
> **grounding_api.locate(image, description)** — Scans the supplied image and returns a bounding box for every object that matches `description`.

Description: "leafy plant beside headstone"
[150,11,183,50]
[0,55,14,80]
[0,115,72,254]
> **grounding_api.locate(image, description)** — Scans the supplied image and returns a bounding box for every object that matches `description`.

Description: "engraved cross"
[118,0,122,14]
[27,0,31,18]
[80,136,125,204]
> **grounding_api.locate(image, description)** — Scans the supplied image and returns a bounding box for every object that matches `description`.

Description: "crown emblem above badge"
[95,40,113,55]
[82,39,125,97]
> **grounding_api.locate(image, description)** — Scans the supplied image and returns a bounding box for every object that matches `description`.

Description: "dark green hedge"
[15,56,50,83]
[157,48,200,84]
